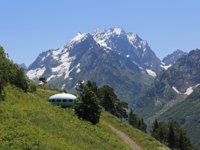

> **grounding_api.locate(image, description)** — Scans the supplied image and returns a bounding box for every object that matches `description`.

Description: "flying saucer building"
[49,93,77,108]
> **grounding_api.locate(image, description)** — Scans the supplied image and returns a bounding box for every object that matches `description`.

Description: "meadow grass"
[0,86,130,150]
[0,85,168,150]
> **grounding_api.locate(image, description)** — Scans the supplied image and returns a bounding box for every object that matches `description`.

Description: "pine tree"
[179,129,194,150]
[39,77,47,84]
[128,109,138,128]
[168,123,176,149]
[86,81,98,95]
[151,119,159,139]
[115,101,128,119]
[138,119,147,133]
[102,91,115,113]
[75,87,101,124]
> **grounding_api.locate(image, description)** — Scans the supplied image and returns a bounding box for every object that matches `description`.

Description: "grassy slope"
[102,113,169,150]
[0,85,168,150]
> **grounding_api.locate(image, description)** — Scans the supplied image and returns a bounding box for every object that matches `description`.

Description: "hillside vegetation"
[0,85,168,150]
[160,86,200,149]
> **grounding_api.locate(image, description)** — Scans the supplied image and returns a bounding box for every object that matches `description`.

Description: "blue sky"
[0,0,200,66]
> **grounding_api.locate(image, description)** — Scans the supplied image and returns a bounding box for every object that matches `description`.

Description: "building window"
[63,99,67,102]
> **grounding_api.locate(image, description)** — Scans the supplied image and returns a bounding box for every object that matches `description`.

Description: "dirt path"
[105,122,143,150]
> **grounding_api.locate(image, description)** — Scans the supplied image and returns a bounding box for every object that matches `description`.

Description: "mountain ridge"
[136,49,200,117]
[26,27,161,102]
[135,49,200,149]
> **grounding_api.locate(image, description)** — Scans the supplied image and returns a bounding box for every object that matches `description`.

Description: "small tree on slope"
[75,87,101,124]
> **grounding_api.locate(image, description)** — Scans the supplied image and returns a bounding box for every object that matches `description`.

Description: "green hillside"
[0,85,168,150]
[160,86,200,149]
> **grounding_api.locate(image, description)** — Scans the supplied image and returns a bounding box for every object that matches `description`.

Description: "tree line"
[0,46,36,100]
[74,81,195,149]
[151,119,195,150]
[74,80,147,132]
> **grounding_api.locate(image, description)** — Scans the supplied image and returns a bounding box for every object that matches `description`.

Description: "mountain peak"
[93,27,125,38]
[111,27,124,35]
[162,49,187,65]
[69,32,88,44]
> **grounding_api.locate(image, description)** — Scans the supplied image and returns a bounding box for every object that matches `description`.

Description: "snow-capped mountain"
[27,27,162,102]
[93,28,161,73]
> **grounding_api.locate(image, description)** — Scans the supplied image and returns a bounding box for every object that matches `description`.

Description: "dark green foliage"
[179,129,195,150]
[152,119,159,134]
[102,91,115,113]
[138,119,147,133]
[76,81,128,122]
[151,120,168,144]
[129,109,138,127]
[128,109,147,133]
[0,47,8,100]
[168,123,176,149]
[85,80,98,95]
[115,101,128,119]
[151,120,195,150]
[97,85,128,119]
[39,77,47,84]
[75,84,101,124]
[0,46,34,100]
[12,66,28,91]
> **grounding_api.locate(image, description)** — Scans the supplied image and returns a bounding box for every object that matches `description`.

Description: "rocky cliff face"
[135,49,200,118]
[162,49,187,65]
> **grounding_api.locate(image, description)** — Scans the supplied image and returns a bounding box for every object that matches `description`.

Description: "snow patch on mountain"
[184,83,200,95]
[172,86,181,94]
[146,69,157,77]
[96,39,112,50]
[61,84,66,89]
[76,63,81,73]
[27,67,46,80]
[93,28,125,48]
[68,33,88,48]
[184,86,193,95]
[113,27,123,35]
[51,48,64,61]
[47,75,56,82]
[53,48,64,56]
[71,33,87,42]
[160,62,172,70]
[127,33,137,44]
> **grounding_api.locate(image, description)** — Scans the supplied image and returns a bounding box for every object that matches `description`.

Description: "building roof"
[49,93,77,100]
